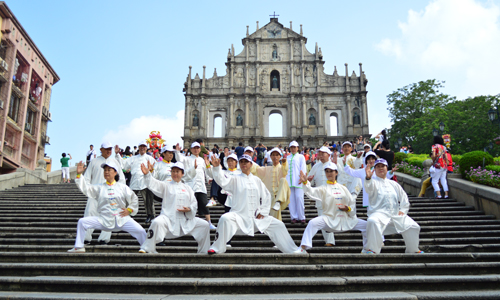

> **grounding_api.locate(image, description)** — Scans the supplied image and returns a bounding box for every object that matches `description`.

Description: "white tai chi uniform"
[73,175,146,249]
[82,155,126,243]
[286,153,307,221]
[301,181,367,249]
[205,166,241,208]
[336,154,362,198]
[308,161,335,245]
[365,176,421,254]
[116,153,157,216]
[153,159,174,182]
[209,165,299,254]
[140,173,210,254]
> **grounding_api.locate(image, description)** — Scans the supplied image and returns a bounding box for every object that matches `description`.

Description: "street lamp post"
[433,122,446,137]
[488,108,500,130]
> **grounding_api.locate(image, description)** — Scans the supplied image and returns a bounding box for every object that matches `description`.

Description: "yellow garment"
[419,177,432,197]
[252,162,290,221]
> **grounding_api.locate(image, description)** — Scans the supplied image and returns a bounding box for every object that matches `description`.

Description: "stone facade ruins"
[182,18,369,148]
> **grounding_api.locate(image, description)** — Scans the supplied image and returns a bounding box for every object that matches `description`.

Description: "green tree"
[387,80,455,154]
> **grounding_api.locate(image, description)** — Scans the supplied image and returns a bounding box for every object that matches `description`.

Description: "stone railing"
[396,172,500,220]
[0,159,78,190]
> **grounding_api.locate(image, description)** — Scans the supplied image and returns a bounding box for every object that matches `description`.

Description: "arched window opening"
[270,70,280,91]
[330,113,338,136]
[269,112,283,137]
[213,115,222,137]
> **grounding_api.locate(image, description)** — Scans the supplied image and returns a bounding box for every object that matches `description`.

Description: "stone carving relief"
[309,113,316,125]
[353,111,361,125]
[322,74,335,86]
[271,44,281,62]
[266,24,282,38]
[294,42,301,56]
[294,66,301,86]
[234,67,244,88]
[249,68,256,86]
[261,45,268,61]
[282,68,289,92]
[354,96,361,108]
[249,44,256,57]
[236,113,243,126]
[304,66,315,87]
[260,69,268,90]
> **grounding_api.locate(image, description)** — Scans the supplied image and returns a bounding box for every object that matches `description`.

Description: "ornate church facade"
[182,17,369,148]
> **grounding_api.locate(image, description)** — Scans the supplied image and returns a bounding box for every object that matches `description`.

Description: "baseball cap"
[227,153,238,161]
[101,160,119,172]
[101,142,113,149]
[191,142,201,148]
[342,141,353,147]
[138,140,148,147]
[244,146,254,153]
[171,162,184,171]
[363,144,372,150]
[324,162,338,171]
[374,158,388,167]
[289,141,299,147]
[239,154,253,163]
[269,147,282,156]
[364,151,377,166]
[318,146,332,155]
[161,145,175,153]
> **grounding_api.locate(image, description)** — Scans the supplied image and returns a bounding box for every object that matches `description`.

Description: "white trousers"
[300,217,367,250]
[289,187,305,221]
[83,198,112,243]
[74,216,146,248]
[316,203,335,244]
[141,215,210,254]
[431,167,448,192]
[366,216,420,254]
[210,212,299,254]
[61,167,70,179]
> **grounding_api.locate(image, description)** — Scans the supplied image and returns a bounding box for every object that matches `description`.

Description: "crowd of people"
[67,135,424,256]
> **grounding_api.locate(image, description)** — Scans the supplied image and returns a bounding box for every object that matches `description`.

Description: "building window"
[29,70,43,104]
[25,108,35,135]
[13,53,29,92]
[8,93,21,122]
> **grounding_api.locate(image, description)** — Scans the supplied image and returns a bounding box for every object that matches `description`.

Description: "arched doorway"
[269,112,283,137]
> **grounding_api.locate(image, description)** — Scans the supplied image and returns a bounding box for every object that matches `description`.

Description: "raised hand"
[140,163,149,175]
[114,145,120,154]
[331,154,337,164]
[204,156,210,167]
[76,161,86,175]
[307,175,314,182]
[175,143,181,151]
[280,157,287,164]
[365,164,374,179]
[194,159,198,169]
[211,155,220,167]
[147,160,155,172]
[299,170,308,184]
[177,206,191,212]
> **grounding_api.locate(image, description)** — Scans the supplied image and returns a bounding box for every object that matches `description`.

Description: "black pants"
[195,192,209,216]
[134,188,155,216]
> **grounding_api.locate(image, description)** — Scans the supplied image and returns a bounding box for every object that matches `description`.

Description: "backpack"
[258,150,265,160]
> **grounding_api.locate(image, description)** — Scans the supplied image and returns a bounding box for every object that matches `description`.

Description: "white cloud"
[102,110,185,149]
[376,0,500,98]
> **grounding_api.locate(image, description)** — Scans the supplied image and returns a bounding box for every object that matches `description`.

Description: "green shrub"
[394,152,408,165]
[494,157,500,165]
[458,151,494,178]
[486,165,500,172]
[405,156,429,169]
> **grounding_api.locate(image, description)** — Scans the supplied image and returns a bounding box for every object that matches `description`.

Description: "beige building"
[0,2,59,174]
[182,17,369,149]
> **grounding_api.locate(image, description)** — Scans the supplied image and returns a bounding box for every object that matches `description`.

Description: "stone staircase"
[0,183,499,299]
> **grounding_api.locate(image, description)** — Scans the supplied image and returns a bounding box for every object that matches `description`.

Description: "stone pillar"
[256,96,262,136]
[202,66,206,94]
[301,63,304,87]
[245,40,249,61]
[289,38,293,61]
[290,95,296,136]
[244,97,250,136]
[245,63,249,87]
[256,40,260,61]
[300,40,304,60]
[228,96,234,135]
[302,96,307,133]
[290,63,294,86]
[346,96,352,135]
[317,97,324,135]
[200,97,207,136]
[184,96,191,136]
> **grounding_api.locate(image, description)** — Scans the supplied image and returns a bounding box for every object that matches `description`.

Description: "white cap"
[244,146,254,153]
[239,154,253,162]
[318,146,332,155]
[161,145,175,153]
[324,162,338,171]
[289,141,299,147]
[363,151,377,166]
[100,160,119,172]
[374,158,388,167]
[101,141,113,149]
[269,147,282,156]
[227,153,238,161]
[171,162,184,171]
[342,141,353,148]
[364,144,372,150]
[138,140,148,147]
[191,142,201,148]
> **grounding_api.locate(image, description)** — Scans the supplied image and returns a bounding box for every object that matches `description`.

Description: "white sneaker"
[209,223,217,230]
[67,247,85,253]
[272,202,281,211]
[138,249,146,253]
[206,199,217,207]
[293,248,308,254]
[226,244,232,248]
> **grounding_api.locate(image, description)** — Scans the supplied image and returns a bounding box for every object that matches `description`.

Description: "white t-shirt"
[86,150,96,161]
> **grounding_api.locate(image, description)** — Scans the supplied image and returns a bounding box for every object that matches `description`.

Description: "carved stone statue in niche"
[236,113,243,126]
[249,44,256,56]
[309,113,316,125]
[193,113,199,127]
[355,96,361,107]
[234,68,244,88]
[272,44,278,60]
[353,112,360,125]
[294,66,301,86]
[272,76,278,89]
[260,69,268,89]
[294,42,300,56]
[304,67,314,87]
[249,69,256,86]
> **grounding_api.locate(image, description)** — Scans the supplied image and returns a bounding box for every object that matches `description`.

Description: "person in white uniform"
[138,162,210,254]
[205,153,241,211]
[115,141,157,224]
[306,146,335,246]
[339,151,378,208]
[298,163,367,251]
[207,154,304,254]
[82,142,126,245]
[286,141,307,224]
[175,142,216,230]
[68,161,146,253]
[152,145,175,183]
[364,158,424,254]
[335,142,363,198]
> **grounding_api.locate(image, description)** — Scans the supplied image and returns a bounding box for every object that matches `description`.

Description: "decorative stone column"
[244,97,250,136]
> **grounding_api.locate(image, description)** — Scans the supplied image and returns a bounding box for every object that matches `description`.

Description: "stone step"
[0,274,499,294]
[2,261,500,278]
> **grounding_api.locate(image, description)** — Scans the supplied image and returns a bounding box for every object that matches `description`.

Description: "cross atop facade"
[269,11,279,18]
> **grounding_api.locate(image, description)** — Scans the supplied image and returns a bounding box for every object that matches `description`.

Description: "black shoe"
[84,240,91,245]
[145,215,153,223]
[98,240,109,245]
[156,242,166,246]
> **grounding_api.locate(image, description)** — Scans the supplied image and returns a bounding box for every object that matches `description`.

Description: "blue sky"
[7,0,500,169]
